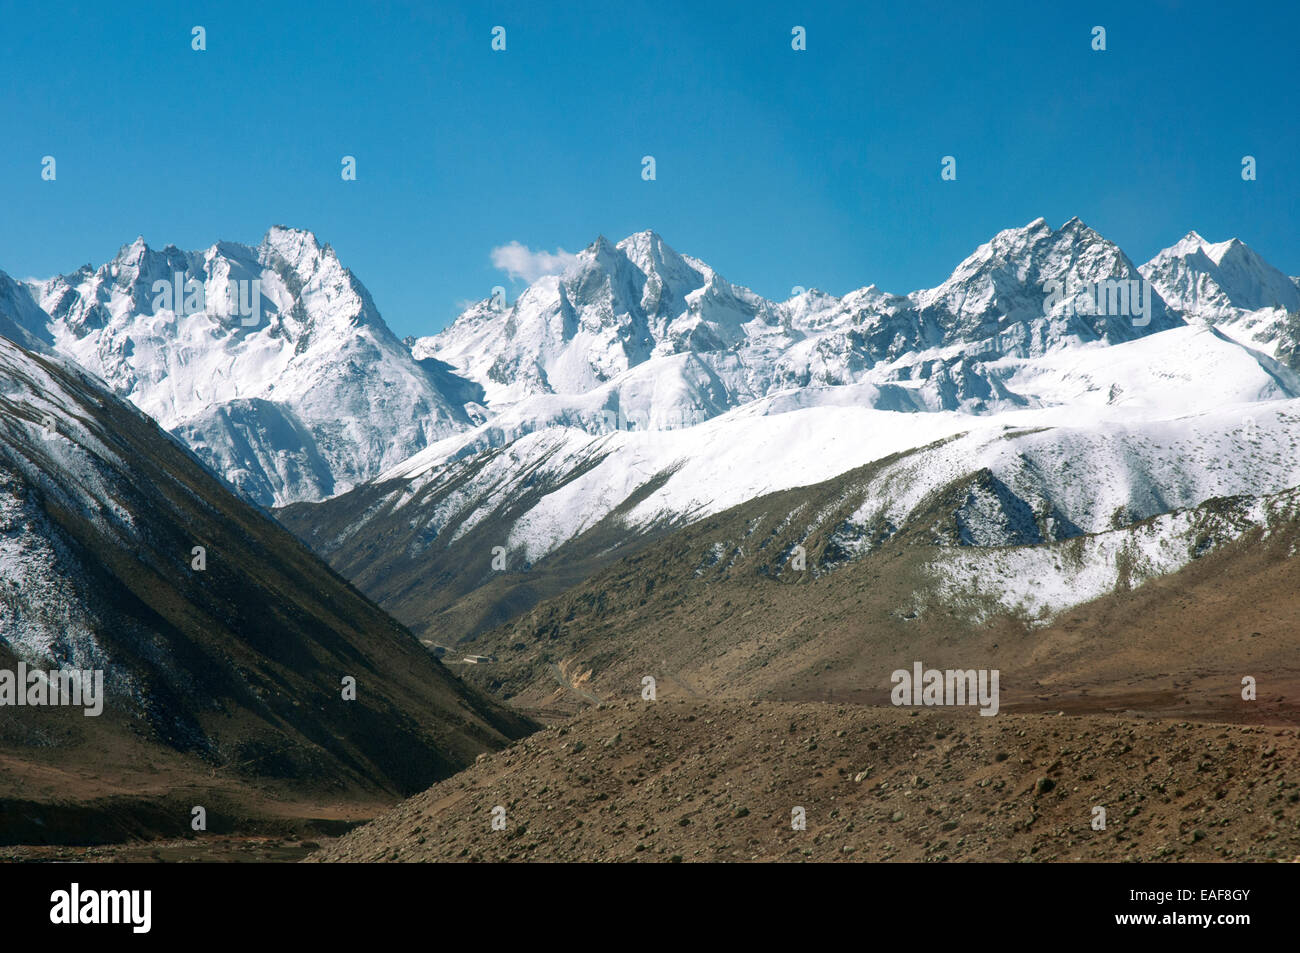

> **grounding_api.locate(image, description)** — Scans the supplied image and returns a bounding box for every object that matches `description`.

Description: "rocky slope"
[308,700,1300,863]
[414,430,1300,721]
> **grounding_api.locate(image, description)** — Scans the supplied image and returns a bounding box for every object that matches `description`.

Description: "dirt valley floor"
[305,700,1299,863]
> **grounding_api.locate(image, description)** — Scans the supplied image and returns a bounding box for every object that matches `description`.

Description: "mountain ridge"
[10,227,477,507]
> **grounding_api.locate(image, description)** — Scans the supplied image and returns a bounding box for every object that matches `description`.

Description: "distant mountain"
[407,219,1184,470]
[1141,231,1300,369]
[14,227,475,506]
[1141,230,1300,320]
[426,218,1177,405]
[10,219,1282,515]
[0,335,532,840]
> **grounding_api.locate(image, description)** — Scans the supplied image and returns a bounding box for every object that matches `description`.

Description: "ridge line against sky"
[1,0,1296,339]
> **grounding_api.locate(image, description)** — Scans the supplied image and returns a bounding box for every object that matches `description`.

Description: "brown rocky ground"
[307,699,1300,863]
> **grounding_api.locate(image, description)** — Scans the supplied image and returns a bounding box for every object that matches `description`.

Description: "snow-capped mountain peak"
[110,235,148,267]
[405,219,1195,475]
[9,229,475,506]
[1140,231,1300,361]
[614,229,699,283]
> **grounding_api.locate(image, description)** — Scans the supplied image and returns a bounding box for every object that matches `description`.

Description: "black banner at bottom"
[0,861,1285,942]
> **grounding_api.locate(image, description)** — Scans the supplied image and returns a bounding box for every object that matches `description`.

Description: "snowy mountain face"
[414,230,785,409]
[416,218,1183,454]
[1141,231,1300,367]
[15,227,474,506]
[1141,231,1300,318]
[0,216,1259,516]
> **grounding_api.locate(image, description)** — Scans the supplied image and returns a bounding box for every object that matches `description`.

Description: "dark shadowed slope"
[0,337,534,844]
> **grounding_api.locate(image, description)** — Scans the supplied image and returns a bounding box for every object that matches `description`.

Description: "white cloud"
[490,241,579,283]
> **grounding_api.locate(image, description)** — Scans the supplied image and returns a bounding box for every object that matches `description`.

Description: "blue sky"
[1,0,1296,338]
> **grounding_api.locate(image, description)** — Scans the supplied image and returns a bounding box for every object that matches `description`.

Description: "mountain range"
[3,218,1294,515]
[4,218,1298,648]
